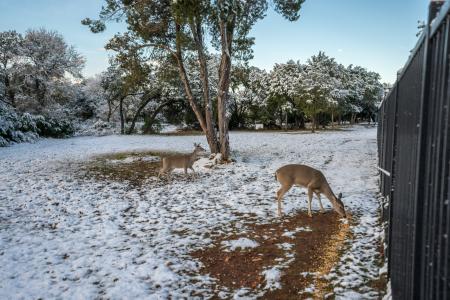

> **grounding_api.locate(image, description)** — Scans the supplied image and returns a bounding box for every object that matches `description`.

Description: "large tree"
[265,60,304,128]
[344,65,382,124]
[83,0,304,160]
[0,30,22,108]
[0,29,85,114]
[300,52,339,132]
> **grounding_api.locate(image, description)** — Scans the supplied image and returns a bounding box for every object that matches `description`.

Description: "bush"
[0,105,38,146]
[34,116,75,138]
[0,104,74,146]
[74,119,119,136]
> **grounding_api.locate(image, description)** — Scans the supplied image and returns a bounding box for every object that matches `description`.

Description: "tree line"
[0,1,383,153]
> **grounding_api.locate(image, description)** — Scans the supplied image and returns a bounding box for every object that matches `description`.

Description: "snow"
[303,283,315,293]
[282,226,312,238]
[262,267,282,290]
[277,242,294,250]
[222,238,259,251]
[0,125,384,298]
[159,124,179,133]
[382,281,392,300]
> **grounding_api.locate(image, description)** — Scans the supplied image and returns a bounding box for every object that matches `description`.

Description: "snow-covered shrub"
[0,104,39,146]
[74,119,119,136]
[20,113,38,132]
[34,115,75,138]
[0,103,74,146]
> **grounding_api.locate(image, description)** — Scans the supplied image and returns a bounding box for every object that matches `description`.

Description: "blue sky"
[0,0,429,83]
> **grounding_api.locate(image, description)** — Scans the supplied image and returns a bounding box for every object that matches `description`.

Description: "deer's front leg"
[189,166,196,178]
[276,185,291,218]
[166,169,173,182]
[277,197,282,217]
[307,187,313,217]
[158,167,167,180]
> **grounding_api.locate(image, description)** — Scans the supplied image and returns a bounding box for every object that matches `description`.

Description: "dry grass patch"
[81,150,172,186]
[159,130,204,136]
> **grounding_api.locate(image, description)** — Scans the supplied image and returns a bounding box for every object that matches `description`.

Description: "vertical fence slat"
[435,17,449,299]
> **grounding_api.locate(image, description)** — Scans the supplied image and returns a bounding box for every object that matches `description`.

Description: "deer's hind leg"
[276,184,292,217]
[165,168,173,182]
[307,187,314,217]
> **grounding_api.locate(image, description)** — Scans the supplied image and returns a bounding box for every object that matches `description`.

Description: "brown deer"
[158,143,207,179]
[275,164,346,218]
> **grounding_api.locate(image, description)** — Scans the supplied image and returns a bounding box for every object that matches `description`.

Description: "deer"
[158,143,207,179]
[275,164,346,218]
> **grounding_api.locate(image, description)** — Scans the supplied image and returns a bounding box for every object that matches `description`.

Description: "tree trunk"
[174,58,206,132]
[331,110,334,129]
[217,52,231,160]
[298,112,305,129]
[311,101,316,133]
[190,18,219,153]
[35,79,41,105]
[107,98,113,122]
[216,17,235,161]
[174,23,220,152]
[279,108,283,128]
[4,75,15,108]
[285,110,288,131]
[142,100,172,134]
[119,96,125,134]
[127,92,160,135]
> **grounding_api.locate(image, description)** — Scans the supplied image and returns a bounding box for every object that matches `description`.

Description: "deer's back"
[276,164,325,187]
[162,154,192,168]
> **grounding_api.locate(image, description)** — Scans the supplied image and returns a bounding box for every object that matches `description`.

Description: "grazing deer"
[275,164,346,218]
[158,143,207,179]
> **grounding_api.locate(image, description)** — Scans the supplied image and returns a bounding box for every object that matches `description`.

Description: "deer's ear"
[338,193,342,200]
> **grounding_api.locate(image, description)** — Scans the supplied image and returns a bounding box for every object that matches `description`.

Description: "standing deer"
[158,143,207,179]
[275,164,346,218]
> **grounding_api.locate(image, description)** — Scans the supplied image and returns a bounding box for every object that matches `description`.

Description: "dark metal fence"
[378,1,450,299]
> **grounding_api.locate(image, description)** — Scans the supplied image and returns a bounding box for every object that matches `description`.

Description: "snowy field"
[0,126,384,299]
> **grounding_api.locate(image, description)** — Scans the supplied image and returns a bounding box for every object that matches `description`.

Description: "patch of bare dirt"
[192,212,352,299]
[80,151,172,186]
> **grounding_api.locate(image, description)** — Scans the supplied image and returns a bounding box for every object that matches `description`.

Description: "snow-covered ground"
[0,126,384,299]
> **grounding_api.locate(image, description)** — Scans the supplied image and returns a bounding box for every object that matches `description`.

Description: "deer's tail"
[274,171,278,181]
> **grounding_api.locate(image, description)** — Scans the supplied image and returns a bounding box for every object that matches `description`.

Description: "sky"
[0,0,429,83]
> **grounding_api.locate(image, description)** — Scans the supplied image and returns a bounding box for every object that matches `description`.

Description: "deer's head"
[332,193,346,218]
[193,143,207,156]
